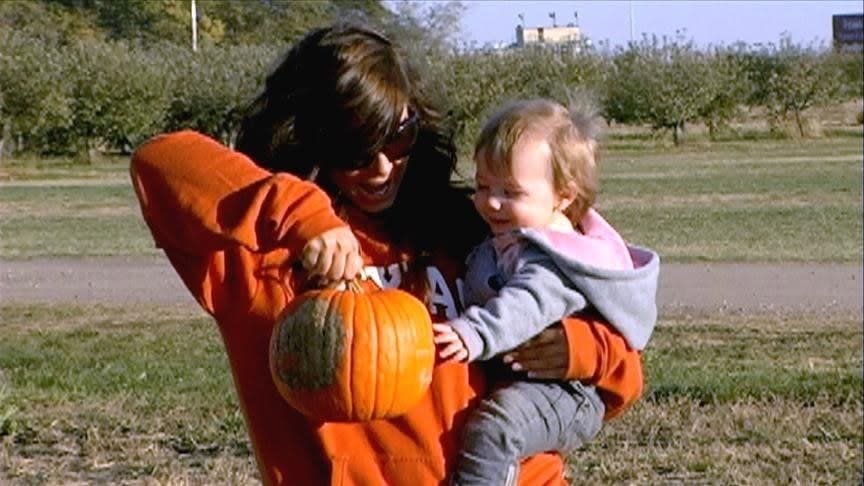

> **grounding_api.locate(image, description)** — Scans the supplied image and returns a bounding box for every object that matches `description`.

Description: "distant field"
[0,304,859,484]
[0,133,861,262]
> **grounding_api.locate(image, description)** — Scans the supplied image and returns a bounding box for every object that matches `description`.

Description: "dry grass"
[570,397,862,485]
[568,312,864,484]
[1,305,861,485]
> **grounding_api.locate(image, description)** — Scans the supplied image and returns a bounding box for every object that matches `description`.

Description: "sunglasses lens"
[382,114,419,161]
[327,113,419,171]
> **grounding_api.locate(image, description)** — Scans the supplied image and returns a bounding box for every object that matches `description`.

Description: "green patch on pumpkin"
[272,298,345,390]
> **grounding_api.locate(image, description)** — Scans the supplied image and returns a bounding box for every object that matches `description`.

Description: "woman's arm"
[130,130,346,257]
[502,317,644,420]
[130,130,349,314]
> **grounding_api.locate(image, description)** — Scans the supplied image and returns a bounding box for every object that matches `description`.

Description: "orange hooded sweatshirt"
[130,131,645,486]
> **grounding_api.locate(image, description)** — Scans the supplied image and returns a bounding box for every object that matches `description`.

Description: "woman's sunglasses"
[329,111,420,171]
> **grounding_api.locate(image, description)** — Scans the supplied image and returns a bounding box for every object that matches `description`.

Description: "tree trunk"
[0,120,10,163]
[794,110,805,138]
[707,120,715,141]
[673,121,685,146]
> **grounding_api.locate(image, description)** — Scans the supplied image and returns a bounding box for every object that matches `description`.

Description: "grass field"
[1,133,861,262]
[0,305,860,484]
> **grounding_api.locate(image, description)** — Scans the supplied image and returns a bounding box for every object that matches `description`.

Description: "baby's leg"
[451,381,605,486]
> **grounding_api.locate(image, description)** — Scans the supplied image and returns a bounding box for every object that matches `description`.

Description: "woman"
[130,22,644,485]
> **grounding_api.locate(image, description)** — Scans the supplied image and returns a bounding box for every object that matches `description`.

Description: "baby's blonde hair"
[473,96,602,223]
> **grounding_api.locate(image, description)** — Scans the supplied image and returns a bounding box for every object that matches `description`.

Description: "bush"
[605,34,742,145]
[0,30,857,156]
[161,43,279,146]
[65,39,173,156]
[0,32,74,154]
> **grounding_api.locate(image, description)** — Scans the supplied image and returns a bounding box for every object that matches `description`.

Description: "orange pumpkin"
[269,280,435,422]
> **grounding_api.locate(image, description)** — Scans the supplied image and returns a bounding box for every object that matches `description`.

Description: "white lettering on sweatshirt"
[360,264,464,321]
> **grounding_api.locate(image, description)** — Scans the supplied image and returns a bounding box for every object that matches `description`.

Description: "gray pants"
[451,380,605,486]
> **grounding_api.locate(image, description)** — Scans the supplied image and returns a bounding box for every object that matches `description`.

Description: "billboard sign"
[833,14,864,46]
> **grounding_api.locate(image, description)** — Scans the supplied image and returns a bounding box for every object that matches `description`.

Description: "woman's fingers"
[301,227,362,281]
[326,243,347,281]
[301,239,322,272]
[344,251,364,281]
[502,325,570,379]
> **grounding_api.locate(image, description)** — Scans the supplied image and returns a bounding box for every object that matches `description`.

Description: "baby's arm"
[446,257,589,362]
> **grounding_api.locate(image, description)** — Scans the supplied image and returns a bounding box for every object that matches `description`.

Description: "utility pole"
[191,0,198,52]
[629,0,635,44]
[549,11,557,27]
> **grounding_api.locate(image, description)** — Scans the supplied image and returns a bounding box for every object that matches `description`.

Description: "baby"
[433,98,660,485]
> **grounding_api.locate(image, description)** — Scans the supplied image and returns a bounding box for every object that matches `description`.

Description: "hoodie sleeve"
[130,130,346,257]
[561,316,645,420]
[129,130,347,314]
[448,253,591,362]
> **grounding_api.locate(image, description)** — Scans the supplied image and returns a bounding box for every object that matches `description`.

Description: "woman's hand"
[502,324,569,380]
[301,226,364,282]
[432,323,469,363]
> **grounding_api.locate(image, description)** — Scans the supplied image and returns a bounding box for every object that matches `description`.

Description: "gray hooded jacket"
[449,227,660,362]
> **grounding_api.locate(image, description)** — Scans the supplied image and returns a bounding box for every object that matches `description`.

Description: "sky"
[455,0,864,49]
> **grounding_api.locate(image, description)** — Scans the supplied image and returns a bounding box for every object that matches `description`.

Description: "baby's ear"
[556,184,578,211]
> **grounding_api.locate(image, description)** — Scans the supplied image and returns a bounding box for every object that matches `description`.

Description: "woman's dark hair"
[235,22,485,298]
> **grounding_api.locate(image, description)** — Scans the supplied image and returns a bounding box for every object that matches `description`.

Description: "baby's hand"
[432,323,469,363]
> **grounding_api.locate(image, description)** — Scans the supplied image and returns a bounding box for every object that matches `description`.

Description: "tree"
[0,31,74,155]
[699,46,747,140]
[64,39,172,157]
[605,34,735,145]
[3,0,392,46]
[161,42,278,145]
[746,37,844,137]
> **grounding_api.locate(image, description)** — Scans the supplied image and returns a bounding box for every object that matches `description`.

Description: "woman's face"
[328,107,416,214]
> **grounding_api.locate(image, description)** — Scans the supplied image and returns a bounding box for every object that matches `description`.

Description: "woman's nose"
[368,152,394,176]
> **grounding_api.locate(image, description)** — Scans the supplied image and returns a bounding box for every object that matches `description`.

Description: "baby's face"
[472,136,561,235]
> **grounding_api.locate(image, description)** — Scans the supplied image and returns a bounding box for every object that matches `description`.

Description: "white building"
[516,25,582,47]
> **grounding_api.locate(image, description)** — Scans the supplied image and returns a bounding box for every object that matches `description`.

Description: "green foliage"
[0,1,861,155]
[0,30,74,153]
[605,34,744,145]
[1,0,390,46]
[736,37,845,137]
[159,42,279,144]
[827,51,864,100]
[65,39,173,154]
[0,0,105,42]
[427,47,608,155]
[383,0,466,55]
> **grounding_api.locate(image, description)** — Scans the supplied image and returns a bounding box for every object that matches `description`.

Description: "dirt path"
[1,257,862,315]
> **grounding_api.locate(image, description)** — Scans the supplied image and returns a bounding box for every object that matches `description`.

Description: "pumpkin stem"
[324,279,365,292]
[346,279,364,293]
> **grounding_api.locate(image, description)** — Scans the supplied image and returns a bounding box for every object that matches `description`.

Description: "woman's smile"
[357,178,395,200]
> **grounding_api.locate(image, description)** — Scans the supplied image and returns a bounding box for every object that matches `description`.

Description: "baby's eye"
[475,183,489,192]
[504,188,523,198]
